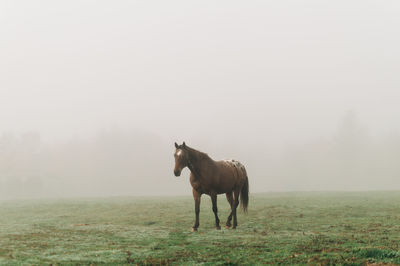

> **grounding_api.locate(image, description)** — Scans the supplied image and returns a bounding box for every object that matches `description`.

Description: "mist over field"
[1,0,400,199]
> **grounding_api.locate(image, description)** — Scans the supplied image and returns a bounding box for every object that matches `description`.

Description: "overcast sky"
[0,1,399,197]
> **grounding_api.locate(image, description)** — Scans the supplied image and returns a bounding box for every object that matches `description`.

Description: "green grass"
[1,192,400,265]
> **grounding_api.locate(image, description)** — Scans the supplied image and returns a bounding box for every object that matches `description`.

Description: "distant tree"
[333,110,370,186]
[334,110,367,149]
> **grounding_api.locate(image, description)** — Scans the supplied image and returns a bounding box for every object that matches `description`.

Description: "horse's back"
[215,159,247,188]
[222,159,247,176]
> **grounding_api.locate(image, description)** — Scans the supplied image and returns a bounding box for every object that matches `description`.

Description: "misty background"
[1,1,399,199]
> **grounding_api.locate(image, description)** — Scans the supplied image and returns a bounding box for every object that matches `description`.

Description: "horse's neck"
[188,149,212,179]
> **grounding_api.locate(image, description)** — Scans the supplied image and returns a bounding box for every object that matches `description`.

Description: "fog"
[1,1,399,199]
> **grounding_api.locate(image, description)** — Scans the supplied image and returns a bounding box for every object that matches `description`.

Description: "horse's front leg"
[191,189,202,232]
[211,194,221,230]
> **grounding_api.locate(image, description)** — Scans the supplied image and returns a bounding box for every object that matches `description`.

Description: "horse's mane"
[185,145,211,162]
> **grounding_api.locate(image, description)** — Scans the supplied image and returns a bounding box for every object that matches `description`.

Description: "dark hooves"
[225,225,232,229]
[216,226,221,230]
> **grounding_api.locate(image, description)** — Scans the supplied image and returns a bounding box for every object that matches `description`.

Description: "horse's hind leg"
[211,194,221,230]
[225,192,234,228]
[232,188,240,229]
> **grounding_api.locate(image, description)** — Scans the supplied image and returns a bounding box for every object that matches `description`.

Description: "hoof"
[190,227,198,232]
[216,226,221,230]
[232,226,237,230]
[225,225,231,229]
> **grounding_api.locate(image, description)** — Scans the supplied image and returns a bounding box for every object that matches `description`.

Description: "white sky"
[1,1,400,197]
[1,0,399,145]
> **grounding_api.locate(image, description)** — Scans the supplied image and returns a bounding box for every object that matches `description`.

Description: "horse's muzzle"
[174,170,181,177]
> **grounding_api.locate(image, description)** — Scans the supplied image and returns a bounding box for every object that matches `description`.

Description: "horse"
[173,142,249,232]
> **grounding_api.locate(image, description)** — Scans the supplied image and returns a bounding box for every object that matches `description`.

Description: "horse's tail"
[240,171,249,213]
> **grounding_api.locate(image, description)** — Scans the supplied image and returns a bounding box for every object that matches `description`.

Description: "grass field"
[1,192,400,265]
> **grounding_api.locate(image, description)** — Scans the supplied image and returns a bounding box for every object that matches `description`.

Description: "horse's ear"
[175,142,179,148]
[182,142,186,148]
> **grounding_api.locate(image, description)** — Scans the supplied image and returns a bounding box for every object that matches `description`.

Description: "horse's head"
[173,141,189,176]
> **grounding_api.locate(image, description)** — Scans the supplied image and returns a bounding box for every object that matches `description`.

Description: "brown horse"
[173,142,249,231]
